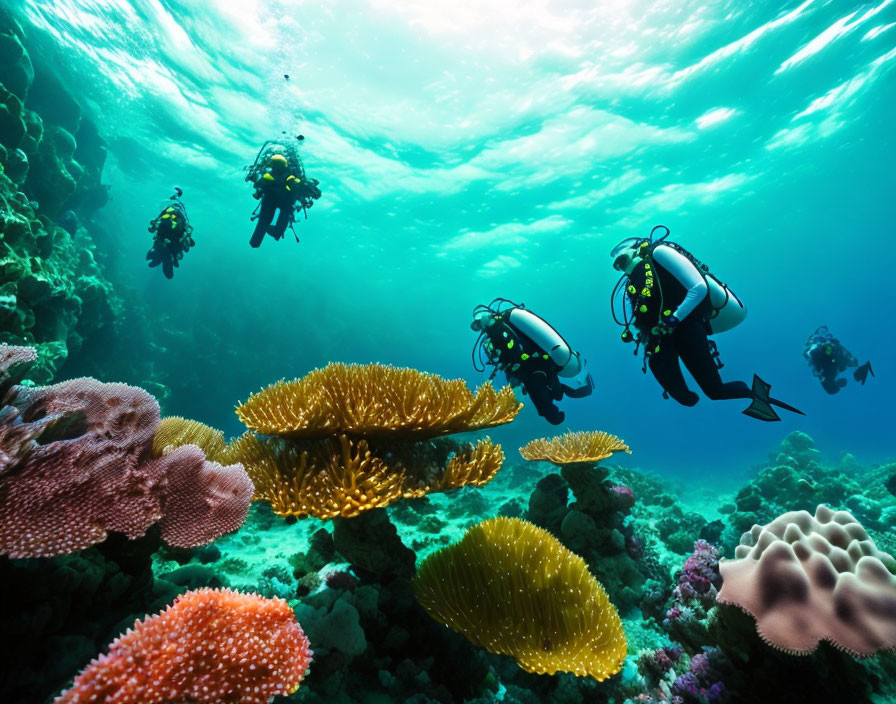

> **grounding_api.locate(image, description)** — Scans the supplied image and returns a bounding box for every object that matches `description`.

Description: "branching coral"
[413,516,627,680]
[55,588,312,704]
[717,504,896,656]
[152,415,225,459]
[520,431,631,465]
[222,432,503,519]
[236,363,521,439]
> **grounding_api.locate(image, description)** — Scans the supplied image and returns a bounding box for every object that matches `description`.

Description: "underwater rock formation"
[718,504,896,656]
[0,345,252,557]
[56,588,313,704]
[520,431,650,614]
[413,517,627,680]
[0,9,122,385]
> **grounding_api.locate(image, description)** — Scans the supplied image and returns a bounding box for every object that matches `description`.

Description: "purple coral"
[667,540,721,618]
[0,344,252,557]
[611,483,636,511]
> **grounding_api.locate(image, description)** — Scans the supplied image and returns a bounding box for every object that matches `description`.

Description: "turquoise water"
[3,2,896,702]
[20,0,896,478]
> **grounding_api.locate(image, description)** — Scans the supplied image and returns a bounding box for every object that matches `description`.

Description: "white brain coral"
[717,504,896,656]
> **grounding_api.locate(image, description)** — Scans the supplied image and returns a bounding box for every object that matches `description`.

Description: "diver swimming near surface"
[471,298,594,425]
[245,135,321,248]
[803,326,873,394]
[610,225,803,421]
[146,187,194,279]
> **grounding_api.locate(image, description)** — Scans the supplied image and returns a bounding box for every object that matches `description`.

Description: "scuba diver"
[803,326,873,394]
[610,225,803,422]
[471,298,594,425]
[245,135,321,248]
[146,187,194,279]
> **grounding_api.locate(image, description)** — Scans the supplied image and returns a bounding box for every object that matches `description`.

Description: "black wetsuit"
[251,171,300,247]
[628,251,752,406]
[804,332,857,394]
[484,315,565,424]
[147,203,191,279]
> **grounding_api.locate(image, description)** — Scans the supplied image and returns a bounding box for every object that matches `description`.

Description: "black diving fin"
[742,375,805,422]
[853,361,874,385]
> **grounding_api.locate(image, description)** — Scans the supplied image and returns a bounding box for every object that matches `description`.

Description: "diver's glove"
[653,312,680,336]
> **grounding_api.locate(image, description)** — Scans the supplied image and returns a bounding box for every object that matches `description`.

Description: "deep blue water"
[18,0,896,480]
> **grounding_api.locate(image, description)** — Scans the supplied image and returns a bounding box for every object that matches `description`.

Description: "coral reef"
[717,505,896,656]
[152,416,226,459]
[237,362,522,439]
[55,588,312,704]
[225,432,502,519]
[413,516,627,680]
[0,344,252,557]
[520,430,631,465]
[0,10,121,384]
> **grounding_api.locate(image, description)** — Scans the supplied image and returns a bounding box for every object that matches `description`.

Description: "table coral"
[520,430,631,465]
[55,587,312,704]
[236,362,521,439]
[413,516,627,681]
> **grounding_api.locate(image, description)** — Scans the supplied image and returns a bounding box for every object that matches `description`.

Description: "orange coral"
[414,517,627,680]
[236,363,521,439]
[519,431,630,465]
[222,432,503,519]
[55,587,312,704]
[152,416,226,459]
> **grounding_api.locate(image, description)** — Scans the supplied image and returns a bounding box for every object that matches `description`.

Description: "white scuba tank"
[706,274,746,334]
[507,308,584,378]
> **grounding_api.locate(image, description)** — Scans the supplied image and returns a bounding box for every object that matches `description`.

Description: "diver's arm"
[653,245,708,321]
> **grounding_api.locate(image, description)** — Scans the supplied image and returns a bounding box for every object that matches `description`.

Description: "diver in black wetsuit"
[146,188,194,279]
[803,326,873,394]
[245,137,321,248]
[611,227,803,421]
[471,299,594,425]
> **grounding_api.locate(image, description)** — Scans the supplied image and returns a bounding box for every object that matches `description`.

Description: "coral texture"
[55,587,312,704]
[717,504,896,656]
[236,362,521,439]
[413,516,627,680]
[152,415,226,459]
[520,430,631,465]
[223,432,502,518]
[0,344,251,557]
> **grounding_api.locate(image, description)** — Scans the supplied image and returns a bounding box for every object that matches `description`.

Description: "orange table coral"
[223,432,503,519]
[55,587,312,704]
[519,430,631,465]
[236,362,521,439]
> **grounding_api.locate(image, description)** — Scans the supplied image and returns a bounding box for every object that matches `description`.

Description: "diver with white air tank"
[609,225,803,421]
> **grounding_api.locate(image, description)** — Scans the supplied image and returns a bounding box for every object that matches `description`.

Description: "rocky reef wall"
[0,7,122,383]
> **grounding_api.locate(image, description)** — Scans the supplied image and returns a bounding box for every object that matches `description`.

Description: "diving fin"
[854,361,874,385]
[742,374,805,422]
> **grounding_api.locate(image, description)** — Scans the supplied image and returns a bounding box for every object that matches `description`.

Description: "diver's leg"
[270,207,291,240]
[677,318,751,400]
[525,372,565,424]
[162,250,174,279]
[251,197,276,247]
[648,338,699,406]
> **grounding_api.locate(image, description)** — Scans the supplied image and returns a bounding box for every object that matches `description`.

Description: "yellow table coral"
[520,431,630,466]
[236,363,521,439]
[413,517,627,680]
